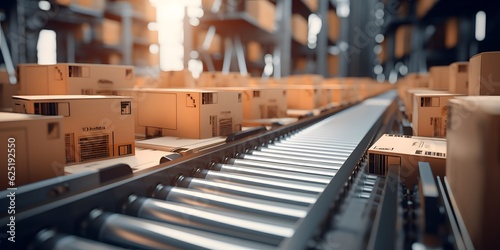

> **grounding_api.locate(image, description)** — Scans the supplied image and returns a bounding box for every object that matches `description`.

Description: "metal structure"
[0,91,474,249]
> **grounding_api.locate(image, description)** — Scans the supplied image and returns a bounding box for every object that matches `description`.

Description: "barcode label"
[210,115,217,137]
[415,150,445,157]
[118,144,133,156]
[69,66,90,78]
[430,117,442,137]
[458,64,468,72]
[387,134,411,138]
[81,89,94,95]
[219,117,233,136]
[79,134,110,161]
[202,93,217,104]
[267,105,279,118]
[420,97,439,107]
[65,133,76,163]
[253,91,260,98]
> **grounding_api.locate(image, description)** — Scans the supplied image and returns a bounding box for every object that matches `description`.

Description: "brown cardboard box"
[286,85,322,110]
[413,92,463,137]
[0,69,17,109]
[205,86,287,119]
[292,14,308,45]
[429,66,449,90]
[12,95,135,164]
[449,62,469,95]
[133,46,159,67]
[159,70,195,88]
[468,51,500,96]
[247,41,263,62]
[407,73,430,88]
[445,17,458,49]
[328,10,340,42]
[368,134,447,187]
[197,72,249,87]
[196,29,222,54]
[446,96,500,249]
[287,74,323,85]
[405,89,439,122]
[114,0,156,21]
[322,80,345,105]
[246,0,276,33]
[17,63,134,95]
[302,0,318,12]
[95,18,121,46]
[0,112,65,189]
[417,0,437,18]
[328,55,339,76]
[129,88,243,139]
[395,25,412,58]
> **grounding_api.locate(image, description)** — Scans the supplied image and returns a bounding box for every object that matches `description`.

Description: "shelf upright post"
[316,0,329,77]
[274,0,292,78]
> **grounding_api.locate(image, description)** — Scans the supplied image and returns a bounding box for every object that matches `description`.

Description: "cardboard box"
[404,89,437,121]
[197,72,249,87]
[395,25,412,58]
[0,112,65,189]
[287,74,323,85]
[247,41,263,62]
[0,69,17,109]
[17,63,134,95]
[246,0,276,33]
[292,14,308,45]
[328,10,340,42]
[328,54,339,76]
[286,85,322,110]
[413,92,463,137]
[446,96,500,249]
[449,62,469,95]
[114,0,156,21]
[406,73,430,88]
[12,95,135,164]
[159,70,195,88]
[94,18,121,46]
[445,17,458,49]
[133,46,159,67]
[323,79,346,105]
[417,0,437,18]
[468,51,500,96]
[205,86,287,119]
[126,88,243,139]
[368,134,447,187]
[196,30,222,54]
[302,0,317,12]
[429,65,449,90]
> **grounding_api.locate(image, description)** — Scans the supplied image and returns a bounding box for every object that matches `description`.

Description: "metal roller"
[154,185,308,220]
[268,142,354,154]
[244,150,346,165]
[199,169,325,194]
[34,229,126,250]
[177,176,317,206]
[83,209,274,250]
[280,136,358,147]
[254,147,349,161]
[260,144,352,157]
[213,163,332,185]
[125,195,295,245]
[274,139,357,150]
[227,158,338,176]
[237,154,344,170]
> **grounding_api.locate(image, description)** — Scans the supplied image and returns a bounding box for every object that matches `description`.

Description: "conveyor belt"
[0,91,399,250]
